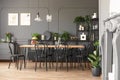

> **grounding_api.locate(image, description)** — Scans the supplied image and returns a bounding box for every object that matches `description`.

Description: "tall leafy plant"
[88,40,101,68]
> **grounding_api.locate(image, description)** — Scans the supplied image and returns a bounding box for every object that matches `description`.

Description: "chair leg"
[49,60,51,69]
[77,58,80,69]
[35,57,38,71]
[60,61,63,69]
[74,62,76,69]
[20,56,26,70]
[80,57,84,70]
[13,57,17,68]
[56,59,58,71]
[8,56,12,69]
[52,61,54,68]
[39,60,42,68]
[45,57,48,71]
[23,56,26,68]
[16,57,19,70]
[66,58,68,72]
[20,57,22,70]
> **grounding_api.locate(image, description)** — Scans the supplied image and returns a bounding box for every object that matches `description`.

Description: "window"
[8,13,18,26]
[20,13,31,26]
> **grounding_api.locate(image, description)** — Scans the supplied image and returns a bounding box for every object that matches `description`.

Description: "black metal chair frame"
[34,43,54,71]
[55,43,73,71]
[8,42,26,70]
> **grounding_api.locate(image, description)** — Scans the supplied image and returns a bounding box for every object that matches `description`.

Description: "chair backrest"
[54,43,68,58]
[8,42,20,55]
[86,42,94,54]
[8,42,14,55]
[34,43,45,57]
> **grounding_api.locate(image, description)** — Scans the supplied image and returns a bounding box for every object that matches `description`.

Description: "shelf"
[77,30,89,32]
[75,17,99,43]
[92,18,98,21]
[91,29,99,31]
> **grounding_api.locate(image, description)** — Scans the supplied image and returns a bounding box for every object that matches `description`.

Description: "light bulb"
[34,12,42,22]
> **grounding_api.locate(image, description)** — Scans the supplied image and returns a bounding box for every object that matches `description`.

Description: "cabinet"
[0,43,10,60]
[76,18,99,42]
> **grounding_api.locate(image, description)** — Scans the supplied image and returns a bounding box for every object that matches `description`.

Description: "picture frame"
[8,13,18,26]
[20,13,31,26]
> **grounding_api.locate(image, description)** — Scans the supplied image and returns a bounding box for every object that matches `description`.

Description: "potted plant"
[73,15,91,30]
[73,16,85,25]
[61,31,70,41]
[88,40,101,76]
[84,15,92,29]
[32,33,40,40]
[31,33,40,44]
[52,32,59,40]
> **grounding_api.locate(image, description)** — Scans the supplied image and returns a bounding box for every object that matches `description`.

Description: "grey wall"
[0,0,98,44]
[0,2,2,38]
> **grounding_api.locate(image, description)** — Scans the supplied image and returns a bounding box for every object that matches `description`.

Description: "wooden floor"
[0,62,101,80]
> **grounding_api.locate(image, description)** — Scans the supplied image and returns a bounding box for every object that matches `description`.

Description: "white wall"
[99,0,110,80]
[110,0,120,16]
[99,0,120,80]
[0,0,98,43]
[99,0,110,39]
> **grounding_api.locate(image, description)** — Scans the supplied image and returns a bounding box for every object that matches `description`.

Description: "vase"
[6,36,10,42]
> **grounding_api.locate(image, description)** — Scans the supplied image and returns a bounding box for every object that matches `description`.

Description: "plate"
[43,31,51,40]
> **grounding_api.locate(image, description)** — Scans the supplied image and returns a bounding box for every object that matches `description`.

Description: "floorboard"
[0,62,102,80]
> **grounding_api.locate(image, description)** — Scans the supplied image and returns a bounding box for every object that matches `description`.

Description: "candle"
[79,25,82,30]
[92,13,97,19]
[54,36,57,40]
[41,35,45,40]
[82,26,84,30]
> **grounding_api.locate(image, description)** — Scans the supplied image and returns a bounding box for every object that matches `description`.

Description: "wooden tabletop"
[19,44,85,49]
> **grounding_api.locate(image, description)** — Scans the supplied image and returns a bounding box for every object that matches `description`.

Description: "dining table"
[19,44,85,48]
[19,44,85,58]
[19,44,85,69]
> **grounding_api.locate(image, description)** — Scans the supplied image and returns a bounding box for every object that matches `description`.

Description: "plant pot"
[92,67,101,76]
[31,40,37,45]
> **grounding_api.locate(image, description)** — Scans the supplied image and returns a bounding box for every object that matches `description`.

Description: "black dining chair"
[34,43,45,71]
[75,46,85,70]
[54,42,73,71]
[34,42,54,71]
[8,42,26,70]
[83,42,94,69]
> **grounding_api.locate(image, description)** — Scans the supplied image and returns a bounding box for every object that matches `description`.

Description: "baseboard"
[0,60,10,62]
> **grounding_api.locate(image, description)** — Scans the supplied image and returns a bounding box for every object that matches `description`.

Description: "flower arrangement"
[6,32,12,37]
[5,32,12,42]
